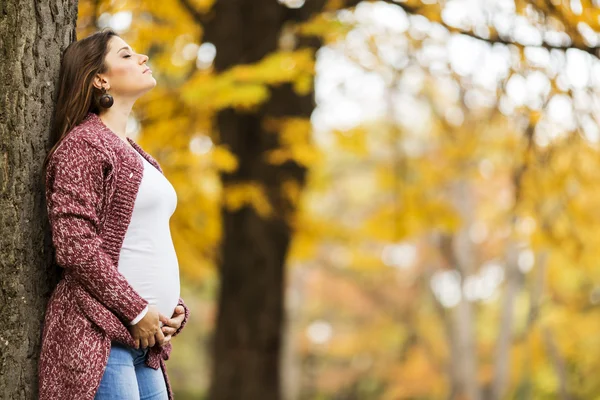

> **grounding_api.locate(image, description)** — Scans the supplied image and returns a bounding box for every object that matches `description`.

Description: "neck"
[98,105,133,141]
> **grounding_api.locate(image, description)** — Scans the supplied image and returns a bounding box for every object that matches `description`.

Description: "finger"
[148,334,156,348]
[141,337,148,350]
[161,316,182,331]
[155,328,165,346]
[163,334,172,344]
[163,328,177,336]
[161,326,177,335]
[158,313,170,324]
[133,332,141,349]
[169,306,184,319]
[164,318,175,327]
[165,315,182,327]
[168,315,183,327]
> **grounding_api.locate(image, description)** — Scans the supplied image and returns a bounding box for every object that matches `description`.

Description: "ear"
[92,74,110,91]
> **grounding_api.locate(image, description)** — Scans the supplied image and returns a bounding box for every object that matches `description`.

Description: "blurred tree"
[76,0,600,399]
[200,2,324,399]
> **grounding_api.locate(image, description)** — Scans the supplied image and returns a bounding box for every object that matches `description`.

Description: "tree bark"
[202,1,324,399]
[0,1,78,398]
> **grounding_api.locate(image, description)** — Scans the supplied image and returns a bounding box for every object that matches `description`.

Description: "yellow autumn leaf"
[211,145,239,172]
[223,182,274,218]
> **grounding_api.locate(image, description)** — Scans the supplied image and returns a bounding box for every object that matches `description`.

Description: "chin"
[144,79,157,91]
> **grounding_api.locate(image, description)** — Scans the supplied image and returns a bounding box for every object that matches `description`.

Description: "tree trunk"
[0,1,78,398]
[203,1,324,399]
[281,267,306,400]
[491,240,522,400]
[449,181,481,400]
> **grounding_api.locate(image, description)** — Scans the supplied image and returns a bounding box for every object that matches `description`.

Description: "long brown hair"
[43,28,119,175]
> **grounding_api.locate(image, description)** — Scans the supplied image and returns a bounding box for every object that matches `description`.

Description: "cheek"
[111,63,138,77]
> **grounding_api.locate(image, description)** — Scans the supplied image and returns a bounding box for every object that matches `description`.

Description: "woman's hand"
[156,305,185,346]
[129,305,163,349]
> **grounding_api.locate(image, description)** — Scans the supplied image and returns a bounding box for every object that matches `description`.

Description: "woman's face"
[95,36,156,99]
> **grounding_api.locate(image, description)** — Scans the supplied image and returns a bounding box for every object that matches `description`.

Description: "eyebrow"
[117,46,133,53]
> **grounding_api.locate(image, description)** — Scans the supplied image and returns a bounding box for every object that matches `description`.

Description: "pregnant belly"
[118,257,180,322]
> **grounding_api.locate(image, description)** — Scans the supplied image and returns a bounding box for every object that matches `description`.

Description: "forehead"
[108,36,131,52]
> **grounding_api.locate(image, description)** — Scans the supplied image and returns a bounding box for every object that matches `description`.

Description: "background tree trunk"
[0,1,78,398]
[441,181,481,400]
[203,1,324,399]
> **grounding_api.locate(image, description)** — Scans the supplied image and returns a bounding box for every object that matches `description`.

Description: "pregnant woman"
[38,28,190,400]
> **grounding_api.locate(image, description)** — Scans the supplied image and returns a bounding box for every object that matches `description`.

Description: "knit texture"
[38,112,190,400]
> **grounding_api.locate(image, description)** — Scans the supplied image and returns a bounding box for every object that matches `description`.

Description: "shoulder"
[48,119,114,172]
[46,136,105,181]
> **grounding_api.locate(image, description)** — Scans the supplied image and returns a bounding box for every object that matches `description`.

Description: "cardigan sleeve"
[129,304,149,325]
[46,137,149,324]
[172,297,190,338]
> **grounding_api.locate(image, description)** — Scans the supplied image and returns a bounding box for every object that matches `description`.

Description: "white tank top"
[118,148,180,325]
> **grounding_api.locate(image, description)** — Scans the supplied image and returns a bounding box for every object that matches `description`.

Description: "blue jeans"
[94,341,168,399]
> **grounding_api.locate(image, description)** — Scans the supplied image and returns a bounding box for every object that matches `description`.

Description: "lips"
[143,68,152,74]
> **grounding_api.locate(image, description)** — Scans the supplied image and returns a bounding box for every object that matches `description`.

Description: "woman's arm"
[46,136,148,324]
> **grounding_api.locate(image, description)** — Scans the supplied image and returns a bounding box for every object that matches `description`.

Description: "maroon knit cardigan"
[38,112,190,400]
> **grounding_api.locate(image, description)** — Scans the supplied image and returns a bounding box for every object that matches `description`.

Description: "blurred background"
[77,0,600,398]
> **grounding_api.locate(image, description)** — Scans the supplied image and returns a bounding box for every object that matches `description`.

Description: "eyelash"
[124,55,131,58]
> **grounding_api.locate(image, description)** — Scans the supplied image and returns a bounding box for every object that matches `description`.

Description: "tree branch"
[340,0,599,58]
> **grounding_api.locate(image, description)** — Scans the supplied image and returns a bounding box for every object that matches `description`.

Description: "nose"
[140,54,149,64]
